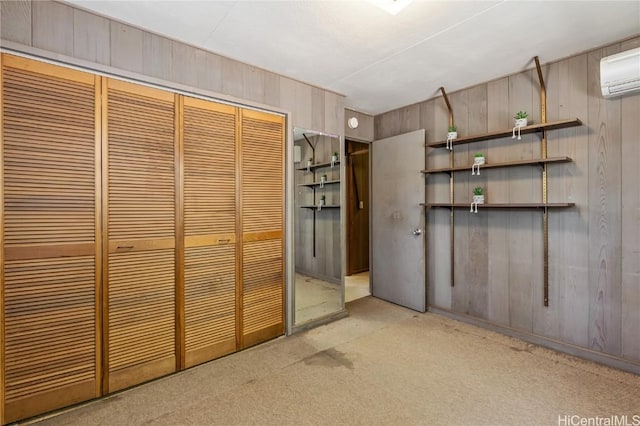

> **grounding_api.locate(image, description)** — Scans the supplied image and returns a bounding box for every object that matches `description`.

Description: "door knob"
[412,228,422,236]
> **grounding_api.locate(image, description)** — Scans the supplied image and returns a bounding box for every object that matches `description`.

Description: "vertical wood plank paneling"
[431,97,452,308]
[1,0,31,46]
[241,109,285,347]
[195,49,223,94]
[105,79,176,392]
[1,55,99,423]
[311,87,325,132]
[73,9,110,66]
[587,45,622,357]
[485,77,510,326]
[345,109,375,142]
[466,85,488,319]
[142,33,172,82]
[325,92,342,139]
[264,71,281,109]
[294,81,313,131]
[451,90,471,314]
[278,77,296,115]
[555,53,590,348]
[507,71,535,332]
[172,42,197,88]
[620,38,640,363]
[32,1,73,56]
[221,57,244,99]
[242,66,265,104]
[110,22,144,74]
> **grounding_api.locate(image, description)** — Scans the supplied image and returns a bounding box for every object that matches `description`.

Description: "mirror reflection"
[293,128,343,325]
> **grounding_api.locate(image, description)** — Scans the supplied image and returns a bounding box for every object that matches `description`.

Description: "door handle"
[412,228,422,236]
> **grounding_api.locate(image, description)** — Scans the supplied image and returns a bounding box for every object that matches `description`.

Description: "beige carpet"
[31,297,640,426]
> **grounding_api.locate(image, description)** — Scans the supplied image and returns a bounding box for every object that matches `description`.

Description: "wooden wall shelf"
[296,160,340,171]
[298,180,340,187]
[299,205,341,209]
[426,118,582,148]
[422,156,572,175]
[422,203,575,209]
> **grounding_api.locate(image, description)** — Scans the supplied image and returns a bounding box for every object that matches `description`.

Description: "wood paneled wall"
[0,0,345,137]
[374,36,640,368]
[344,109,374,142]
[294,135,341,283]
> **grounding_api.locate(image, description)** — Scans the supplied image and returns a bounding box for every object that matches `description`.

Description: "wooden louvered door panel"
[182,97,237,368]
[240,109,285,348]
[105,79,176,392]
[1,55,101,423]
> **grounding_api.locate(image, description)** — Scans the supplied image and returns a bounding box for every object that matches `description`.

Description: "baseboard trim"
[428,306,640,376]
[290,309,348,334]
[294,268,341,285]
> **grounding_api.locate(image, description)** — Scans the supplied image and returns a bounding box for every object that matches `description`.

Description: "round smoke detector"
[347,117,359,129]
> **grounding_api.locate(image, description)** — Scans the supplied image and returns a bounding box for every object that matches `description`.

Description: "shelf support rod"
[535,55,549,307]
[440,87,454,128]
[440,87,455,287]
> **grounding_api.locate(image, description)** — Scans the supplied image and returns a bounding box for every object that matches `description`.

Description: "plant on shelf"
[446,125,458,150]
[472,153,485,176]
[514,111,529,127]
[306,157,313,172]
[319,195,326,205]
[470,186,484,213]
[320,174,327,188]
[473,186,484,203]
[331,151,339,167]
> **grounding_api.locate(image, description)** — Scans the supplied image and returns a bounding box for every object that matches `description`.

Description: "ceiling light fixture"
[368,0,414,15]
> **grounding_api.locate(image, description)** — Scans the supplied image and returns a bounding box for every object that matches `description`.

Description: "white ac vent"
[600,47,640,98]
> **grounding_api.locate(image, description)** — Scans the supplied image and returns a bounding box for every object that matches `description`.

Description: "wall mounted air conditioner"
[600,46,640,98]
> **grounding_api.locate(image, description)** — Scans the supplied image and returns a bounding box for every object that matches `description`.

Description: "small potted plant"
[319,195,326,206]
[474,152,485,165]
[306,157,313,172]
[473,187,484,204]
[331,151,339,166]
[446,125,458,150]
[447,125,457,140]
[320,174,327,188]
[514,111,528,128]
[472,153,485,175]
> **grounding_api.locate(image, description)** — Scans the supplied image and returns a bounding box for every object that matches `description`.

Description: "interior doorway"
[345,139,371,302]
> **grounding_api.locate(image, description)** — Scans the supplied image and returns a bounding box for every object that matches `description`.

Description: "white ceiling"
[68,1,640,115]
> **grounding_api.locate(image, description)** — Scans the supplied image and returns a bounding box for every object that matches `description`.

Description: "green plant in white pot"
[471,186,484,213]
[472,152,485,176]
[317,194,326,211]
[473,186,484,204]
[331,151,339,167]
[446,125,457,150]
[513,111,529,140]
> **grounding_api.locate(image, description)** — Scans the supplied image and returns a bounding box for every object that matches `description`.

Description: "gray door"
[371,129,426,312]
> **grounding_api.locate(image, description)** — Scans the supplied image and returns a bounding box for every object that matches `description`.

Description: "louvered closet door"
[1,55,101,423]
[105,79,176,392]
[240,109,285,348]
[182,97,237,368]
